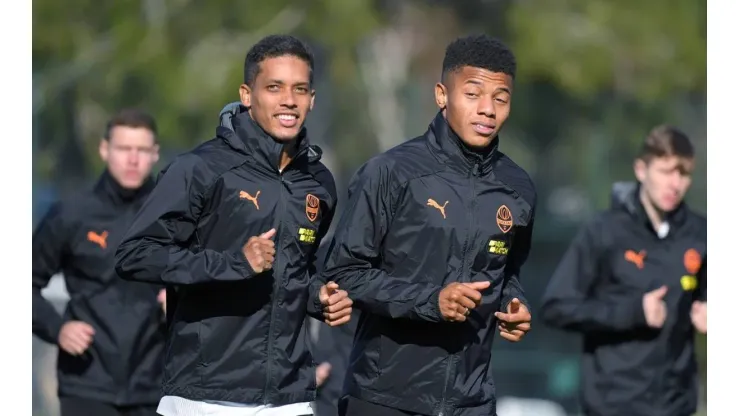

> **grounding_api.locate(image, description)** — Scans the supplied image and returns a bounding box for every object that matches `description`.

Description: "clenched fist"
[438,281,491,322]
[316,362,332,387]
[320,282,352,327]
[58,321,95,356]
[157,289,167,314]
[243,229,276,273]
[494,298,532,342]
[691,301,707,334]
[643,285,668,328]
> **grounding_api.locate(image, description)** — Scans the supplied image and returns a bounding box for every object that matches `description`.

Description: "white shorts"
[157,395,314,416]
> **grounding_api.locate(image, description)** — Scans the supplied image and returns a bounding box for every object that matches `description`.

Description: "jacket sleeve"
[32,203,68,344]
[306,203,337,321]
[321,160,445,322]
[499,206,535,313]
[540,218,647,333]
[115,154,256,285]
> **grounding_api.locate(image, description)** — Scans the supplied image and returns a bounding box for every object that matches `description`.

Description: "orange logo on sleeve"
[624,249,646,269]
[427,198,449,219]
[87,230,109,249]
[239,190,261,210]
[306,194,320,222]
[496,205,513,233]
[684,248,702,274]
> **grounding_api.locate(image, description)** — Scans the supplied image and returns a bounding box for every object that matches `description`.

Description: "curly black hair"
[441,34,516,81]
[244,34,314,87]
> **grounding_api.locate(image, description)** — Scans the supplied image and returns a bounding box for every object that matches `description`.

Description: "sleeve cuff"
[49,317,65,345]
[229,250,256,278]
[420,287,445,322]
[311,293,324,319]
[614,295,646,330]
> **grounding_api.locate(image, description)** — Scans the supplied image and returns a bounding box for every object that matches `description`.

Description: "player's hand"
[320,282,352,327]
[494,298,532,342]
[643,285,668,328]
[242,228,276,273]
[58,321,95,356]
[438,281,491,322]
[316,362,332,387]
[691,301,707,334]
[157,289,167,314]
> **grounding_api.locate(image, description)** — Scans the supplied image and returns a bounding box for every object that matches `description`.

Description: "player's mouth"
[276,113,299,128]
[472,122,496,135]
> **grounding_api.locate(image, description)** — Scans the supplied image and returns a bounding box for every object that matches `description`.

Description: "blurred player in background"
[32,109,165,416]
[541,125,706,416]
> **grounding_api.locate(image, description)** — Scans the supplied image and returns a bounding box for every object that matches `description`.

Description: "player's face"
[239,55,315,142]
[435,66,513,149]
[635,155,694,212]
[99,126,159,189]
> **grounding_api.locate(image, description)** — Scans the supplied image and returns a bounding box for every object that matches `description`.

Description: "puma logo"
[624,249,646,270]
[427,198,449,219]
[239,190,261,210]
[87,230,108,249]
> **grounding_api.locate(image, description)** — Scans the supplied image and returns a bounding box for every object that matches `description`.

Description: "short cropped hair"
[441,34,517,81]
[104,109,158,141]
[638,125,695,162]
[244,34,314,87]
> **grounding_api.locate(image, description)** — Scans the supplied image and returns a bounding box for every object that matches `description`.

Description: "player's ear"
[634,158,647,183]
[99,139,109,162]
[434,83,448,110]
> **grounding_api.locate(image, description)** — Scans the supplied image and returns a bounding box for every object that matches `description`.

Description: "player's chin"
[269,125,302,143]
[462,132,497,149]
[658,198,681,212]
[119,176,146,189]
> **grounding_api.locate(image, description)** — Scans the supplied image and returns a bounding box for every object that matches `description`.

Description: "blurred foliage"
[508,0,706,102]
[32,0,706,199]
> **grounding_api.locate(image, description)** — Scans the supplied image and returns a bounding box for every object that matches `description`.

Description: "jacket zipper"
[438,162,479,416]
[264,171,287,404]
[263,148,308,404]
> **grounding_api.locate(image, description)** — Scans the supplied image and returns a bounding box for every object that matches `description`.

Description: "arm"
[115,155,256,285]
[540,218,646,333]
[306,203,337,321]
[321,161,444,322]
[32,203,68,344]
[499,206,535,313]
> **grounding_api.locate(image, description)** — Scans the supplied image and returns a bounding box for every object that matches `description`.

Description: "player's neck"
[639,187,666,232]
[279,142,297,172]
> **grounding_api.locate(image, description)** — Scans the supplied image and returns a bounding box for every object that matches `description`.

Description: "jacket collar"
[93,169,154,206]
[610,181,688,236]
[215,103,311,173]
[425,111,498,176]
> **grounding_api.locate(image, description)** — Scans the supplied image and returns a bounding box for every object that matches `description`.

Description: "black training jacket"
[540,182,707,416]
[115,103,337,405]
[32,171,165,406]
[322,112,537,416]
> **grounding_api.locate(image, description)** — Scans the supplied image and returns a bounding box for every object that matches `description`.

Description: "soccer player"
[115,35,352,416]
[33,109,164,416]
[540,125,706,416]
[321,34,536,416]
